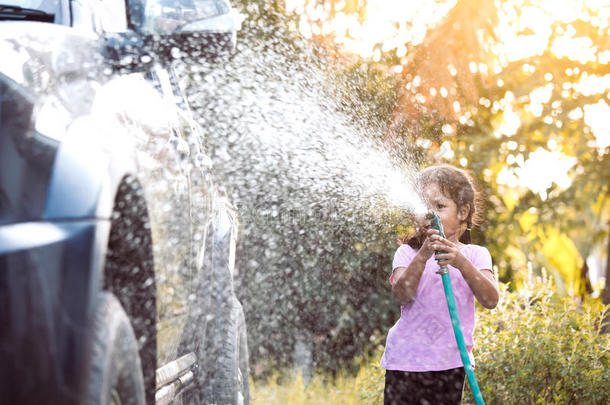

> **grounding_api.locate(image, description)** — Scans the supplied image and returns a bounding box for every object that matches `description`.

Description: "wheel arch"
[101,173,157,405]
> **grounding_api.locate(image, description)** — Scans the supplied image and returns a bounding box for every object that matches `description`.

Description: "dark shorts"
[384,367,466,405]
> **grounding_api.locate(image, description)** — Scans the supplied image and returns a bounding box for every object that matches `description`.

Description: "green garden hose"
[427,211,485,405]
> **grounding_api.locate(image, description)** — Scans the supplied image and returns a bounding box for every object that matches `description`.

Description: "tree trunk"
[293,331,313,385]
[579,260,593,298]
[601,224,610,334]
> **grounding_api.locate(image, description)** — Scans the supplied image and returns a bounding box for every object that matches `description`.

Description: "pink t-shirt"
[380,243,492,372]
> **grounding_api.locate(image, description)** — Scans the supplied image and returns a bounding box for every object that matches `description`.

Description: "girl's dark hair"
[404,164,482,249]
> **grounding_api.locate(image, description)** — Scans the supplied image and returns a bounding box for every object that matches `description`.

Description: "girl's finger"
[436,251,456,259]
[437,239,454,249]
[433,243,447,250]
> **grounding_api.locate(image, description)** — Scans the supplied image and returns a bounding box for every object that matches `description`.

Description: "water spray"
[427,211,485,405]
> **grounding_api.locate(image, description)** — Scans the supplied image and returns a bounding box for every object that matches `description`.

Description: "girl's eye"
[437,204,446,209]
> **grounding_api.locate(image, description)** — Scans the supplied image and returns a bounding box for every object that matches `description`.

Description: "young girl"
[381,164,499,405]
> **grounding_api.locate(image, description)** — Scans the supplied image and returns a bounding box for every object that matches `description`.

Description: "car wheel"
[236,300,250,405]
[85,292,145,405]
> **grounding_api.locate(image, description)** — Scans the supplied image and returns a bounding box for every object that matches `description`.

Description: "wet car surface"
[0,0,249,404]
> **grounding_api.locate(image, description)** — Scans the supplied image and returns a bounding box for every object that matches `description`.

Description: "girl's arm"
[433,239,499,309]
[391,253,426,306]
[391,229,438,306]
[454,258,498,309]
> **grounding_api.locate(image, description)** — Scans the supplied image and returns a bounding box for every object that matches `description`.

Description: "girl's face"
[420,182,469,242]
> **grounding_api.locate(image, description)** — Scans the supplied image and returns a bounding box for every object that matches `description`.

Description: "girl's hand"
[418,228,442,261]
[431,237,466,269]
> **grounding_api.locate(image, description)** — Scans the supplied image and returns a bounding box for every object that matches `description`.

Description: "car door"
[142,67,219,399]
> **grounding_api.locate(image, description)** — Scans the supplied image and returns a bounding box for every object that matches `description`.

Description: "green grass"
[251,357,384,405]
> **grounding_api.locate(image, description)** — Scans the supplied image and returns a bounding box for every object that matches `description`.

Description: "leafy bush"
[253,273,610,404]
[462,272,610,404]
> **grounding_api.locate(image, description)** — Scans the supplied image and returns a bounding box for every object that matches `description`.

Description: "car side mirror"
[127,0,241,64]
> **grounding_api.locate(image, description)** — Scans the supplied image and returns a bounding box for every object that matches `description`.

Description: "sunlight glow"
[497,148,577,199]
[573,74,610,96]
[287,0,609,196]
[584,100,610,149]
[495,0,609,64]
[289,0,610,71]
[290,0,457,58]
[527,84,554,117]
[493,92,521,137]
[551,35,597,63]
[495,5,552,63]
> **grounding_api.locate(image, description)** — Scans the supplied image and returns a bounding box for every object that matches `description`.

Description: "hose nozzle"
[426,210,445,239]
[427,211,448,274]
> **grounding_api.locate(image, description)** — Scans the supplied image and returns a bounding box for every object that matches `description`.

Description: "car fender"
[42,113,138,221]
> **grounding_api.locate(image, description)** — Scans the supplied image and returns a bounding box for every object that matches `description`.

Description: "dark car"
[0,0,249,404]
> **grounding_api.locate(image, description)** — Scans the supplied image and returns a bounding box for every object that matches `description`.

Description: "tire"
[181,298,249,405]
[236,301,250,405]
[211,298,250,405]
[181,218,248,405]
[85,292,145,405]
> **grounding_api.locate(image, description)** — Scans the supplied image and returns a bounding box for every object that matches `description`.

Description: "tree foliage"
[324,0,610,295]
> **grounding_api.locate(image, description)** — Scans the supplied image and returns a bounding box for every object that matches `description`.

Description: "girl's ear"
[458,204,470,222]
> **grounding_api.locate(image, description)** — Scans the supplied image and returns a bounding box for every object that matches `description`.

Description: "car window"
[1,0,69,24]
[141,0,229,34]
[2,0,58,14]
